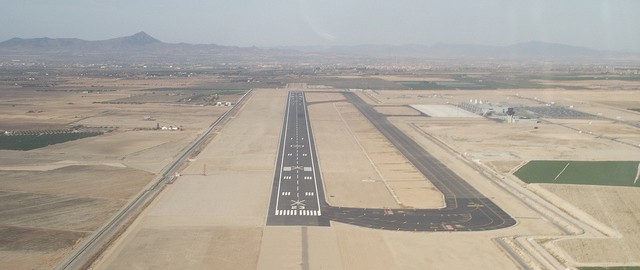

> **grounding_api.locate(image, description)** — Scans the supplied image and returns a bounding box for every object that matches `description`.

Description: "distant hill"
[286,41,629,59]
[0,32,301,65]
[0,32,161,50]
[0,32,635,65]
[110,31,161,46]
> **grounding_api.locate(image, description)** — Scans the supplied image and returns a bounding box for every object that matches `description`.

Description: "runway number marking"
[291,199,306,209]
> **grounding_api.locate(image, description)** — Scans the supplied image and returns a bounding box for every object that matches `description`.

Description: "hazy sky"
[1,0,639,51]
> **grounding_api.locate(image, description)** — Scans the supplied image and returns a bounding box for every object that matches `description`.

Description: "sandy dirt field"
[0,165,154,269]
[93,89,287,269]
[307,92,443,208]
[410,117,636,162]
[3,77,637,269]
[370,88,640,268]
[546,184,640,265]
[0,76,235,269]
[534,79,640,90]
[307,94,400,208]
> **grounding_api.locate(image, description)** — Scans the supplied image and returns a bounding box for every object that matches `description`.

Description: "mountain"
[286,41,629,60]
[0,32,634,65]
[0,32,304,65]
[502,41,612,58]
[0,31,161,50]
[110,31,161,45]
[0,37,87,49]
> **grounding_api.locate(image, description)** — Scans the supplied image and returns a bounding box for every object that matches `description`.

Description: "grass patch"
[141,88,247,94]
[549,76,640,81]
[0,132,103,151]
[397,81,449,90]
[99,89,247,104]
[397,78,544,90]
[514,160,640,187]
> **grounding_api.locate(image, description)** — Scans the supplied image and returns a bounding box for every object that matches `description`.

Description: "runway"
[266,91,329,226]
[268,91,515,231]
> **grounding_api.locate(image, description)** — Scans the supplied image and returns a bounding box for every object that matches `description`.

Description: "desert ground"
[368,87,640,269]
[95,89,548,269]
[1,71,639,269]
[0,76,241,269]
[91,86,638,270]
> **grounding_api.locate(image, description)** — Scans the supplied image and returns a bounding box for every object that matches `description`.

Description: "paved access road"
[268,91,515,231]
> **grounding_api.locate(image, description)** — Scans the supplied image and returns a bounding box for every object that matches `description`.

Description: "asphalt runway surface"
[267,91,330,226]
[268,91,515,231]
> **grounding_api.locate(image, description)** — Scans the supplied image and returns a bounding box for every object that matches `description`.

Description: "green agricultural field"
[143,88,247,95]
[397,78,544,90]
[514,160,640,187]
[548,76,640,81]
[0,132,103,151]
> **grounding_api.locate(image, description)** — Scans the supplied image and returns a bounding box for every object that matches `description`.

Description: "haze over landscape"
[1,0,639,51]
[1,1,640,270]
